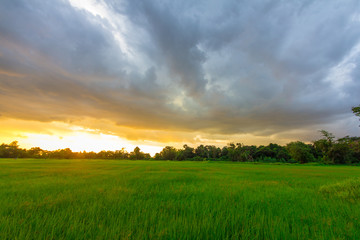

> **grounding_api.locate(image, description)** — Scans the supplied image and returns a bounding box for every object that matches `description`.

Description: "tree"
[176,144,195,160]
[255,144,284,161]
[326,142,353,164]
[286,141,315,163]
[205,145,221,159]
[130,146,145,160]
[313,130,335,162]
[114,148,129,159]
[319,130,335,145]
[183,144,195,159]
[28,147,44,158]
[227,143,240,161]
[158,146,177,160]
[337,136,360,163]
[195,145,207,158]
[353,105,360,127]
[50,148,73,159]
[352,105,360,117]
[1,141,26,158]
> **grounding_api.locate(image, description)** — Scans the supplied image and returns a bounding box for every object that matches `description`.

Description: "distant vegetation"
[1,130,359,164]
[154,134,359,164]
[1,106,359,164]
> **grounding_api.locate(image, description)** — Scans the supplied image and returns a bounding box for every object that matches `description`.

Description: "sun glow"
[22,132,162,156]
[0,118,162,156]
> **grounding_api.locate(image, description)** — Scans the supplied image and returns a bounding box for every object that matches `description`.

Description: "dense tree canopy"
[1,132,359,164]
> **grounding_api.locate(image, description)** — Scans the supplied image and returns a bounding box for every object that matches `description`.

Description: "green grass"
[319,178,360,202]
[0,159,360,239]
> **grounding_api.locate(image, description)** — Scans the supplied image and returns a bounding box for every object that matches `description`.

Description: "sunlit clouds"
[0,0,360,152]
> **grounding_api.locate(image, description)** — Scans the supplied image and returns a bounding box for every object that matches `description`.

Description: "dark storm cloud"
[0,0,129,78]
[1,0,360,142]
[121,0,207,97]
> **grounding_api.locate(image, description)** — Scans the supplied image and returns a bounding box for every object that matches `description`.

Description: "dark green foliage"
[255,143,291,162]
[128,146,150,160]
[225,143,255,162]
[353,105,360,127]
[352,105,360,117]
[258,156,279,163]
[190,156,206,161]
[338,136,360,163]
[181,144,195,159]
[313,139,330,159]
[0,141,26,158]
[313,131,360,164]
[286,141,315,163]
[195,145,207,158]
[157,146,177,160]
[319,130,335,144]
[27,147,44,158]
[0,131,359,164]
[327,143,355,164]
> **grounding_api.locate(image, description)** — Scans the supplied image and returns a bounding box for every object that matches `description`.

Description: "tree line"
[1,105,359,164]
[154,131,360,164]
[0,130,359,164]
[0,143,151,160]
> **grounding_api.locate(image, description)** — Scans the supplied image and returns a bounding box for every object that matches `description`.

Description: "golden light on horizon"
[0,118,163,156]
[20,133,163,156]
[0,116,316,157]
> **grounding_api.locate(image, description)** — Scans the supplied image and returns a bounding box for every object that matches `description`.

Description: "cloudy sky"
[0,0,360,154]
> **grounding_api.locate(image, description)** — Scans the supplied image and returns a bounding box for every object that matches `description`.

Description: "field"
[1,159,360,239]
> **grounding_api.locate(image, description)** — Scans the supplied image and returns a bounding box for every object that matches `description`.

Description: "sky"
[0,0,360,155]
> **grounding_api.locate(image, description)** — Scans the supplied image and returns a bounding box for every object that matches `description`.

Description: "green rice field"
[1,159,360,239]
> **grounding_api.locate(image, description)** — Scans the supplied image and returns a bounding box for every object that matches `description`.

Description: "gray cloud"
[0,0,360,143]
